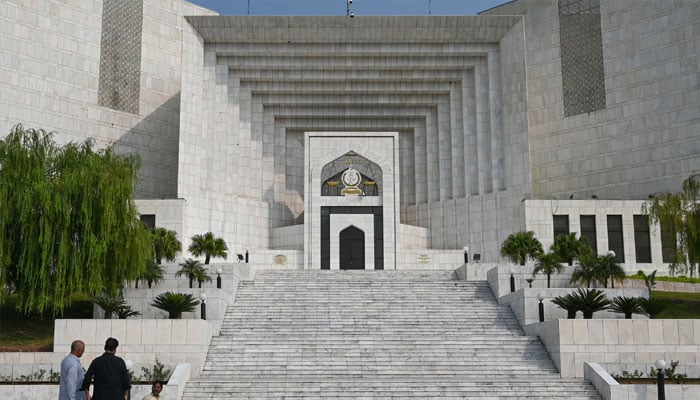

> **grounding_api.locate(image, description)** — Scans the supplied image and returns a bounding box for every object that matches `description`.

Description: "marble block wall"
[527,319,700,378]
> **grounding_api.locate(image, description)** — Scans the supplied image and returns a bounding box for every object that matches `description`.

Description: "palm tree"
[570,254,604,288]
[116,304,142,319]
[142,260,164,289]
[188,232,228,264]
[551,292,579,319]
[551,233,591,266]
[570,288,610,319]
[192,266,212,288]
[94,292,127,319]
[152,227,182,264]
[151,292,200,319]
[533,252,563,288]
[176,258,202,288]
[637,269,658,290]
[610,296,642,319]
[598,253,625,288]
[500,231,543,266]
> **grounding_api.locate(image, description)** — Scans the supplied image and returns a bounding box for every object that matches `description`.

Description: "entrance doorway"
[340,226,365,270]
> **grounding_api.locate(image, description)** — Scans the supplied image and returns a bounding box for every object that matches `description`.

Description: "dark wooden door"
[340,226,365,270]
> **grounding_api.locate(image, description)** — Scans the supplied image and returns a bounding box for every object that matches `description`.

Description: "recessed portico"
[305,132,399,270]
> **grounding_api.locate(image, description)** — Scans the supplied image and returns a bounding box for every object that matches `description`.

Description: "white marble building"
[1,0,698,272]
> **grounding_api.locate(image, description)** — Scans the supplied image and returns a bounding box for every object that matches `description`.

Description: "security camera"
[348,0,352,3]
[350,12,355,17]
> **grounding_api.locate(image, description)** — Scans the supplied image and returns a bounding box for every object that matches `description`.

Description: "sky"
[186,0,510,16]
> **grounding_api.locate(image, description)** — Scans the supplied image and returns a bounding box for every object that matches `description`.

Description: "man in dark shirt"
[82,337,131,400]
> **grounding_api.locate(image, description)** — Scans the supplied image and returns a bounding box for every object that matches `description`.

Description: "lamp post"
[606,250,616,288]
[245,247,249,264]
[463,246,469,264]
[346,0,354,17]
[654,359,666,400]
[510,267,516,293]
[199,292,207,320]
[537,292,545,322]
[216,268,222,289]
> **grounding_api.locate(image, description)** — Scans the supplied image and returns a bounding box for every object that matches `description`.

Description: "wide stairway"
[182,270,601,399]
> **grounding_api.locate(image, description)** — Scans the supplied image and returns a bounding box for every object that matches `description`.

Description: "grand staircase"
[182,270,601,399]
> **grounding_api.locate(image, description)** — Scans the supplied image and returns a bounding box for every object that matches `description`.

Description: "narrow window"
[633,215,651,263]
[140,214,156,229]
[660,222,677,263]
[553,215,570,239]
[607,215,625,262]
[580,215,597,255]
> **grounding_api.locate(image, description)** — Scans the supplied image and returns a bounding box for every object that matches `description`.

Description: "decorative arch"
[320,151,382,196]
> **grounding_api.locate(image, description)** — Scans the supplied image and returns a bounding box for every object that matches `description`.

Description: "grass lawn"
[652,291,700,319]
[0,294,93,352]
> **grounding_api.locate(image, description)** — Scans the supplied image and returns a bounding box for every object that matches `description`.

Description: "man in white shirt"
[58,340,87,400]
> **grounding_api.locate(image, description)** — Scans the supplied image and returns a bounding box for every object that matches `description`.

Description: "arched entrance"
[340,226,365,270]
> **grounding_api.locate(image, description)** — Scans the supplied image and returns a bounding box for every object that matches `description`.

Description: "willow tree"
[644,173,700,277]
[0,125,151,315]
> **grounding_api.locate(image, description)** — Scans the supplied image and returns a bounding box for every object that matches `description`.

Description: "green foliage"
[609,296,643,319]
[0,125,151,315]
[552,288,610,319]
[176,258,203,289]
[649,360,688,384]
[142,261,164,289]
[140,358,172,383]
[151,291,199,319]
[612,369,645,380]
[532,252,563,288]
[644,173,700,277]
[500,231,543,266]
[176,258,211,288]
[94,292,126,319]
[188,232,228,264]
[0,368,60,383]
[116,304,142,319]
[570,254,604,288]
[628,272,700,284]
[152,227,181,265]
[637,297,669,319]
[94,292,140,319]
[648,291,700,318]
[551,233,591,266]
[633,269,658,289]
[597,253,626,288]
[193,265,212,289]
[551,292,579,319]
[571,288,611,318]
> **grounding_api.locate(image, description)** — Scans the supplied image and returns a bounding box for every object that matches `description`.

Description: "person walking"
[82,337,131,400]
[59,340,87,400]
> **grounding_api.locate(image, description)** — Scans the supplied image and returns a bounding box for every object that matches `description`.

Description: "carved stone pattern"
[98,0,143,114]
[558,0,606,117]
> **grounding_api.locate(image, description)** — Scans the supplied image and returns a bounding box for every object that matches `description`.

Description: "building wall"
[524,200,670,272]
[483,0,700,200]
[179,16,529,261]
[0,0,216,199]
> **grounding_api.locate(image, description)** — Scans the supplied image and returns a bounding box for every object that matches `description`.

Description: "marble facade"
[1,0,698,271]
